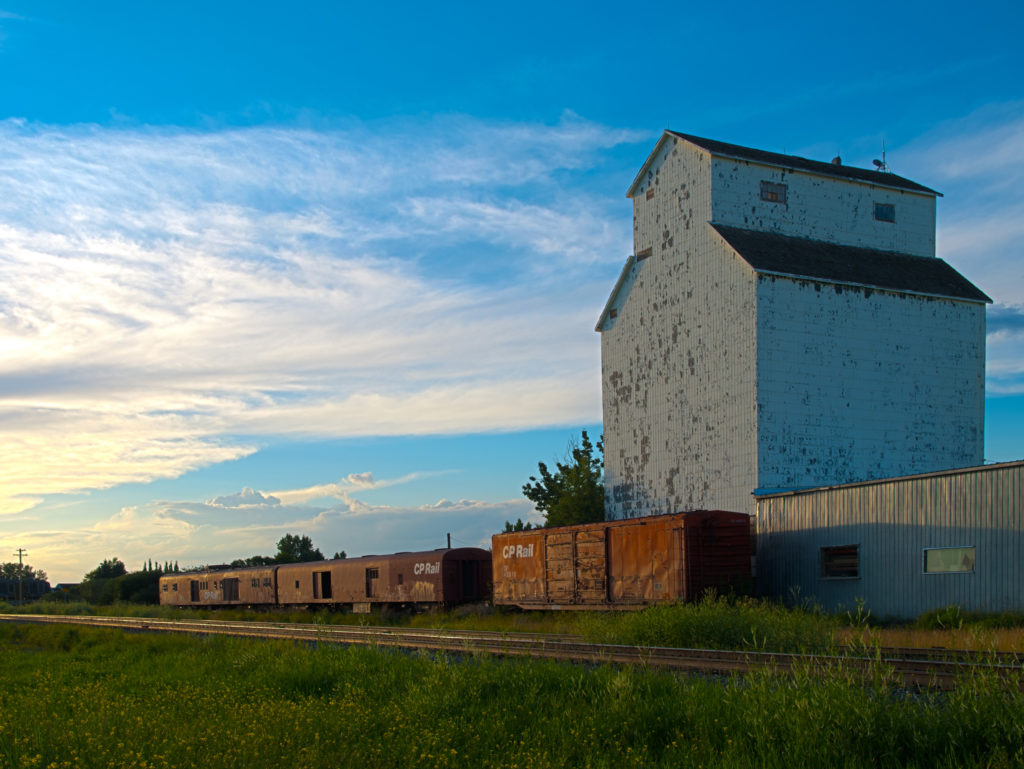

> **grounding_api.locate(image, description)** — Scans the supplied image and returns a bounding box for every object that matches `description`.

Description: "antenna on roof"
[872,140,889,172]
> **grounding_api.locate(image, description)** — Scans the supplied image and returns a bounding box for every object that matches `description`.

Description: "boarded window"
[645,187,655,200]
[874,202,895,222]
[760,181,787,204]
[820,545,859,579]
[636,247,653,261]
[924,547,975,574]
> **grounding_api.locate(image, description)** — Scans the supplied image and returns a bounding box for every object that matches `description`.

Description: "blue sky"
[1,1,1022,583]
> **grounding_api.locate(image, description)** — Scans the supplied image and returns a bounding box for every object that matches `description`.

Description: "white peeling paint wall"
[756,277,986,489]
[709,157,937,257]
[602,138,759,519]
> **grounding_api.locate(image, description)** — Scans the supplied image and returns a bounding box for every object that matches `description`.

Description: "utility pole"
[13,548,28,604]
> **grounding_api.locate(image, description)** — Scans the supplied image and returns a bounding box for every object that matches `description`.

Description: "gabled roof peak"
[627,131,940,198]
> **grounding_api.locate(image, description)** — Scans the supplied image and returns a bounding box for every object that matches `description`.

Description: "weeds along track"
[2,613,1020,691]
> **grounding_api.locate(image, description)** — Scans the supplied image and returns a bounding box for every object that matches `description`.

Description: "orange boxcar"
[492,511,752,609]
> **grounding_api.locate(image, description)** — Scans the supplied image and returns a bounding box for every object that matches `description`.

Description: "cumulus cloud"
[208,487,281,508]
[9,474,537,581]
[0,114,637,514]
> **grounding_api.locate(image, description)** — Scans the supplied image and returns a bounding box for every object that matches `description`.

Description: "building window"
[923,546,975,574]
[820,545,859,579]
[760,181,787,204]
[874,202,895,222]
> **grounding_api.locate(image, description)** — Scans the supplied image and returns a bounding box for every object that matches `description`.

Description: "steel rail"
[2,614,1020,690]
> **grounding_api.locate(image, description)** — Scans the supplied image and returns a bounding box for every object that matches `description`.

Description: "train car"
[159,565,278,608]
[492,511,752,610]
[275,548,492,611]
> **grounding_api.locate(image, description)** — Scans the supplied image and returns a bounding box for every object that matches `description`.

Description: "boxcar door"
[544,531,574,603]
[189,580,199,602]
[365,567,379,599]
[573,529,608,603]
[222,578,239,602]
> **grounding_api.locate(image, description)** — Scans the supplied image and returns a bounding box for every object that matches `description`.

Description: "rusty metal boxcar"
[492,511,752,609]
[276,548,491,610]
[159,565,278,607]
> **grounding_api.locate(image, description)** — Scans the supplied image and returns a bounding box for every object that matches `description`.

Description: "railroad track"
[2,613,1020,690]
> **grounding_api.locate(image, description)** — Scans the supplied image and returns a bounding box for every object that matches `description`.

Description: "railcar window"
[820,545,859,579]
[251,578,258,587]
[295,580,300,589]
[172,584,178,591]
[162,584,168,591]
[263,577,271,586]
[923,546,975,574]
[397,573,403,585]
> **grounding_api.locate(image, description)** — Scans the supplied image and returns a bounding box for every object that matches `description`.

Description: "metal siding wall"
[756,462,1024,619]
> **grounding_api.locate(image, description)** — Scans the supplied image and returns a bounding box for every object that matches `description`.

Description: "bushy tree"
[1,562,47,582]
[521,431,604,528]
[84,558,127,581]
[273,534,324,564]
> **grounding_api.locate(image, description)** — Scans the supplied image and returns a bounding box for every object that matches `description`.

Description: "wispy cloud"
[894,102,1024,396]
[0,115,639,515]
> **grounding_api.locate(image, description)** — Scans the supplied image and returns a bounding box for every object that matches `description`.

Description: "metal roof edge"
[752,267,993,305]
[753,459,1024,499]
[595,254,637,332]
[626,131,675,198]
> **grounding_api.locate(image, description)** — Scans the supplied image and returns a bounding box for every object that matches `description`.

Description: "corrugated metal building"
[755,460,1024,619]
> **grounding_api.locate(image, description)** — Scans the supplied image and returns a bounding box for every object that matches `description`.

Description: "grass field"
[9,594,1024,653]
[1,620,1022,768]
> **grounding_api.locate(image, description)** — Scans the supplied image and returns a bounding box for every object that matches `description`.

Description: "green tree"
[332,551,347,559]
[273,534,324,564]
[84,558,127,581]
[0,562,47,582]
[502,519,535,533]
[521,431,604,528]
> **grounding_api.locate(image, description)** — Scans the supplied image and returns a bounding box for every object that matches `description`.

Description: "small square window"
[251,578,258,587]
[821,545,859,579]
[263,577,271,587]
[162,584,168,592]
[760,181,787,204]
[924,546,975,574]
[874,202,895,222]
[172,583,178,592]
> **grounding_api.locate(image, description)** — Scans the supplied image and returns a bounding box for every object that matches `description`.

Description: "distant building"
[597,131,990,521]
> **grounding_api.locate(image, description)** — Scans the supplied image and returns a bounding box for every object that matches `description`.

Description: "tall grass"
[577,594,841,652]
[1,622,1022,768]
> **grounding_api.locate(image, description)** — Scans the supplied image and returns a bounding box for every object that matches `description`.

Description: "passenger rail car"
[492,511,752,610]
[159,547,492,611]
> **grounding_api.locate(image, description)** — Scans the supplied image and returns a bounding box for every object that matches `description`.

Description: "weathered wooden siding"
[756,461,1024,618]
